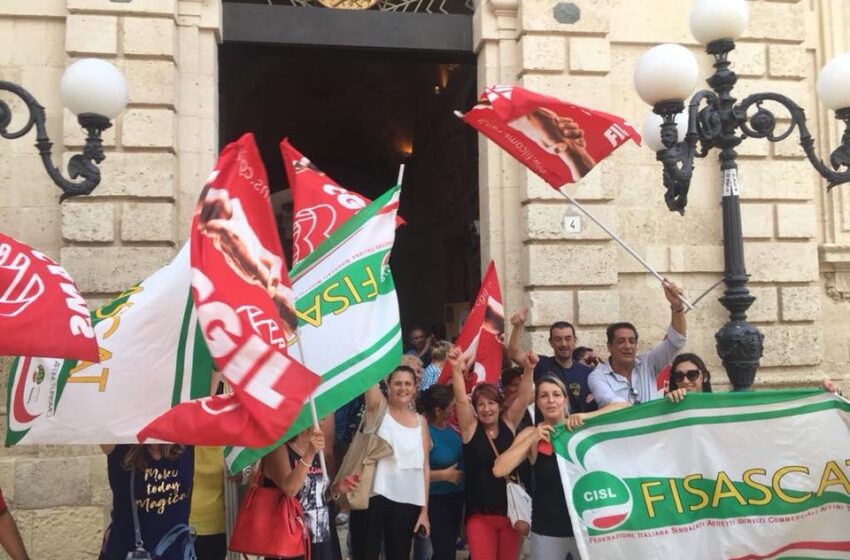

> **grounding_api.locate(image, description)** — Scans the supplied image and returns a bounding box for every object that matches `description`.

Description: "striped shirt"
[588,325,687,407]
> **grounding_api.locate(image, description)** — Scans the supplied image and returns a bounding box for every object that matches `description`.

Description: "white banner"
[553,391,850,560]
[6,245,214,444]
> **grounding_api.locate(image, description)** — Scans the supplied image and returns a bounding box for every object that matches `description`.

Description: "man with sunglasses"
[587,280,688,410]
[507,309,597,416]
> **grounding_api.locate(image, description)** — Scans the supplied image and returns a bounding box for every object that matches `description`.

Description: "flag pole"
[555,189,694,311]
[397,164,406,186]
[452,110,693,310]
[294,329,330,485]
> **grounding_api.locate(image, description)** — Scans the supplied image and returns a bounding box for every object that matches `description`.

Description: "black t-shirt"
[531,449,574,537]
[462,420,514,517]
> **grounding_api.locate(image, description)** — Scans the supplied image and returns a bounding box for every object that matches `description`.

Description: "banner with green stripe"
[552,390,850,559]
[225,186,403,474]
[6,244,214,444]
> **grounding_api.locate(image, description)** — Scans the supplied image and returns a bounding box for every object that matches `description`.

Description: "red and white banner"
[461,85,641,188]
[282,139,371,265]
[282,139,404,265]
[139,134,320,447]
[437,261,504,389]
[0,233,98,362]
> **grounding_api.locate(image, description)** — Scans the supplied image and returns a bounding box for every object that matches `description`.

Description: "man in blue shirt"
[507,309,597,415]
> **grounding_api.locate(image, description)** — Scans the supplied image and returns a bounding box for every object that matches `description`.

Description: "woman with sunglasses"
[666,353,712,402]
[667,353,843,403]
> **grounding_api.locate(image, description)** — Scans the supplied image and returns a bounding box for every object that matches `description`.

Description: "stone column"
[0,1,222,556]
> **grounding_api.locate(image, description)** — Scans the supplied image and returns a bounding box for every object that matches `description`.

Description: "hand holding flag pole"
[454,85,696,311]
[294,331,331,485]
[553,188,694,311]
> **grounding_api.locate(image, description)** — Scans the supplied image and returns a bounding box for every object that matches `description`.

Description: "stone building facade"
[0,0,847,557]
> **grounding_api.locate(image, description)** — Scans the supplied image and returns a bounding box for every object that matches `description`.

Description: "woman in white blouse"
[347,365,431,560]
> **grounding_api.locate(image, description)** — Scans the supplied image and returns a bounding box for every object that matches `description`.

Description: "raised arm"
[364,379,387,416]
[664,280,687,338]
[263,428,323,497]
[449,345,477,443]
[503,352,537,432]
[506,307,529,366]
[640,280,688,375]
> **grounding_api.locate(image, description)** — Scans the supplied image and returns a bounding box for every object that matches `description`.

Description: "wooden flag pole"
[555,189,694,310]
[294,330,330,485]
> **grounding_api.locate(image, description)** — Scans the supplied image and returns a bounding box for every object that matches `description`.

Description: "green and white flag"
[225,186,403,474]
[553,391,850,560]
[6,244,214,444]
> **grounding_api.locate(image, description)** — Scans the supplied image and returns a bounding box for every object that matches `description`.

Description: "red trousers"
[466,514,521,560]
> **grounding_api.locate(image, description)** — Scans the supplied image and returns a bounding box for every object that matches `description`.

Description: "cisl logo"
[572,471,633,531]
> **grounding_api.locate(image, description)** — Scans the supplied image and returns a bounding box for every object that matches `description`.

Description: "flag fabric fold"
[139,133,321,447]
[552,391,850,560]
[283,139,371,265]
[224,185,403,474]
[5,244,214,445]
[0,232,99,362]
[436,260,504,389]
[460,85,641,188]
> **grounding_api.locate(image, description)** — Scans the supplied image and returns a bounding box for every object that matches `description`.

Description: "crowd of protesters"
[1,281,844,560]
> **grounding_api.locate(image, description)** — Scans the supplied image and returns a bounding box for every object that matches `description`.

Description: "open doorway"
[219,43,480,340]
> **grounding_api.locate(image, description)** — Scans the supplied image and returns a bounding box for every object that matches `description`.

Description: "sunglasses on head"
[674,369,702,383]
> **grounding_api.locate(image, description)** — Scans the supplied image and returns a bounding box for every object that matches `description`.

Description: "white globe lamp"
[642,109,690,152]
[817,53,850,112]
[689,0,749,45]
[60,58,128,119]
[634,44,700,106]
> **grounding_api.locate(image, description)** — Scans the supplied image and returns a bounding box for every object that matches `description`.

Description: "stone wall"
[0,1,220,557]
[475,0,849,392]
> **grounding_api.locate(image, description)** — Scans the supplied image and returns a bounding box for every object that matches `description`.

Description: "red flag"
[282,139,371,265]
[139,133,320,446]
[437,261,504,388]
[0,233,98,362]
[460,85,641,188]
[282,139,404,265]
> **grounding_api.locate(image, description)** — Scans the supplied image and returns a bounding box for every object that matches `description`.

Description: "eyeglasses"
[674,369,701,383]
[582,356,599,367]
[628,384,640,404]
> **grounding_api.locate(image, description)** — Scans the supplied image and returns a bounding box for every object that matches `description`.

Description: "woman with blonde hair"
[493,375,579,560]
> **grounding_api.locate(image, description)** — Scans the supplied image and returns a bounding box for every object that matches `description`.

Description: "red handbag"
[228,461,310,559]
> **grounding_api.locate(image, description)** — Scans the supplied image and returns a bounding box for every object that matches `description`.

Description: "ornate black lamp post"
[634,0,850,391]
[0,58,128,200]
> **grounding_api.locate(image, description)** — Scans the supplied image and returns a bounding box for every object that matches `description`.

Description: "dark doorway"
[219,43,480,341]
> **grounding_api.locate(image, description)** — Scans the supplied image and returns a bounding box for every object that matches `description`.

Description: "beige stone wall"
[0,0,220,557]
[475,0,849,392]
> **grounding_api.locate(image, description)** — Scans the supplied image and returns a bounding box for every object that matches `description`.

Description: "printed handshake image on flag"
[552,391,850,560]
[460,85,641,188]
[139,133,321,448]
